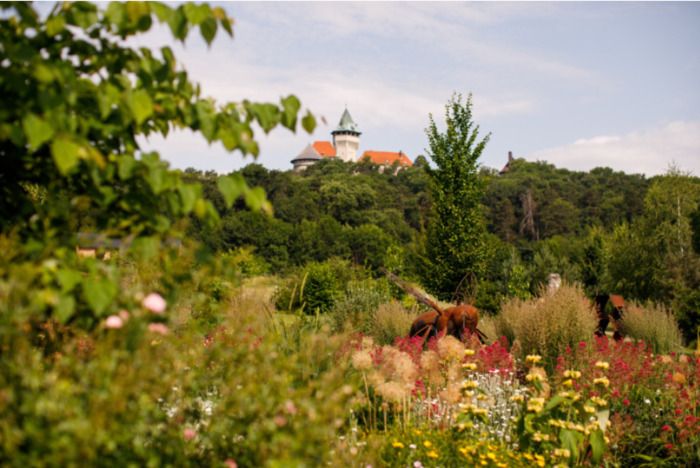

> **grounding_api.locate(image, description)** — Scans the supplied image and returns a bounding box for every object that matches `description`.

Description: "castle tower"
[331,108,361,162]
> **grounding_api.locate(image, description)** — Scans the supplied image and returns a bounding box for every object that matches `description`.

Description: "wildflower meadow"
[2,2,699,467]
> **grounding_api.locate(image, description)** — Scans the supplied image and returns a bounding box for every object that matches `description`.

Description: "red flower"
[665,443,674,450]
[622,398,630,407]
[661,424,672,432]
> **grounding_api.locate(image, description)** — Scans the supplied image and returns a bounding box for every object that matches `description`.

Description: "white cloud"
[528,121,700,176]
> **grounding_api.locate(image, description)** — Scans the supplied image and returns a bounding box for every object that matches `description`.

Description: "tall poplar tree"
[422,94,490,302]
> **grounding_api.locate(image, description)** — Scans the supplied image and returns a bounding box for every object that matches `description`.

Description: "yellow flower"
[535,454,546,467]
[595,361,610,370]
[487,452,497,460]
[427,450,439,459]
[591,397,608,406]
[462,380,478,390]
[526,372,542,383]
[459,446,470,457]
[510,394,525,403]
[413,429,422,435]
[563,369,582,379]
[462,362,477,371]
[526,355,542,365]
[562,379,573,387]
[583,405,595,414]
[593,377,610,387]
[464,348,475,356]
[423,440,432,448]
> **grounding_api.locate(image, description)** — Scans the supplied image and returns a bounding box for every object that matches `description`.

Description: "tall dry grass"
[494,283,597,366]
[370,301,418,344]
[621,302,683,353]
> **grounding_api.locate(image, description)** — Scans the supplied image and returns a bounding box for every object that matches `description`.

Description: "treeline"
[185,158,700,342]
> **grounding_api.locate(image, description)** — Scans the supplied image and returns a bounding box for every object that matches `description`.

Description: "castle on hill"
[291,108,414,172]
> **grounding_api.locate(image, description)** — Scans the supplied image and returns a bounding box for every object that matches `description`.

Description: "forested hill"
[185,157,700,334]
[186,157,653,257]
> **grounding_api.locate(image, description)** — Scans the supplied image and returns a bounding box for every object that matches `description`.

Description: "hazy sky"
[136,2,700,176]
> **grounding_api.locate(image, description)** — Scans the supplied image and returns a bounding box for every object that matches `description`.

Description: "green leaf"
[245,186,270,213]
[104,2,126,26]
[544,394,565,411]
[168,7,188,41]
[125,2,150,24]
[83,276,117,316]
[150,2,172,22]
[217,174,246,208]
[590,429,606,463]
[45,15,66,36]
[200,17,217,46]
[183,3,211,25]
[50,135,81,175]
[280,95,300,130]
[178,183,199,213]
[55,295,76,324]
[248,103,281,134]
[195,100,216,141]
[56,269,82,292]
[117,155,136,180]
[23,114,54,151]
[128,89,153,125]
[146,166,166,194]
[301,111,316,134]
[559,429,581,461]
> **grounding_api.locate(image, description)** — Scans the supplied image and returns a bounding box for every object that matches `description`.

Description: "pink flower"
[148,323,169,335]
[118,309,130,321]
[183,428,196,441]
[105,315,124,329]
[142,293,166,314]
[224,459,238,468]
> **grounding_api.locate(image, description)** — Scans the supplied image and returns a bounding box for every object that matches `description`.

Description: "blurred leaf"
[217,174,246,208]
[128,89,153,125]
[178,183,199,213]
[22,114,54,151]
[590,429,606,464]
[245,186,269,213]
[200,17,217,45]
[280,95,300,130]
[183,3,211,25]
[301,111,316,134]
[45,15,66,36]
[55,295,76,324]
[56,269,82,292]
[83,276,117,316]
[50,135,81,175]
[167,6,188,40]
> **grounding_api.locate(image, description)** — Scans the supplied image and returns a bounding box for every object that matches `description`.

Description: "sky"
[135,2,700,176]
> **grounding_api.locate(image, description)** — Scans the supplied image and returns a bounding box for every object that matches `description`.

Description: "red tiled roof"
[313,141,336,157]
[360,150,413,167]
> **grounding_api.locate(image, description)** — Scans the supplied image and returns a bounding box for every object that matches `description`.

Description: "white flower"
[142,293,166,314]
[104,315,124,329]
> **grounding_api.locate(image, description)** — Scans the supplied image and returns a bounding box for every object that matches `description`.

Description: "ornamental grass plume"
[437,336,464,361]
[495,283,597,368]
[620,302,683,353]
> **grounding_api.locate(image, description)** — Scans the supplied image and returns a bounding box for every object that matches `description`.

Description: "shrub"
[620,302,683,353]
[274,258,358,314]
[495,283,597,367]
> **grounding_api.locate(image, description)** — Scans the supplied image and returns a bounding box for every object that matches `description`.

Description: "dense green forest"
[183,157,700,341]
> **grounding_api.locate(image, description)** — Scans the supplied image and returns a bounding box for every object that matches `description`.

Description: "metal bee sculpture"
[381,269,487,344]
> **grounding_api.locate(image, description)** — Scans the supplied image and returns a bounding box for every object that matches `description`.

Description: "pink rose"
[148,323,169,335]
[105,315,124,329]
[183,428,196,441]
[142,293,166,314]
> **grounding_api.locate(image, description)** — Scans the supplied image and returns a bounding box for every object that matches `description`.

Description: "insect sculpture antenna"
[379,268,443,316]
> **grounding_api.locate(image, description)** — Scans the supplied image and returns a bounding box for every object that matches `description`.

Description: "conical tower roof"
[291,143,321,163]
[332,108,361,135]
